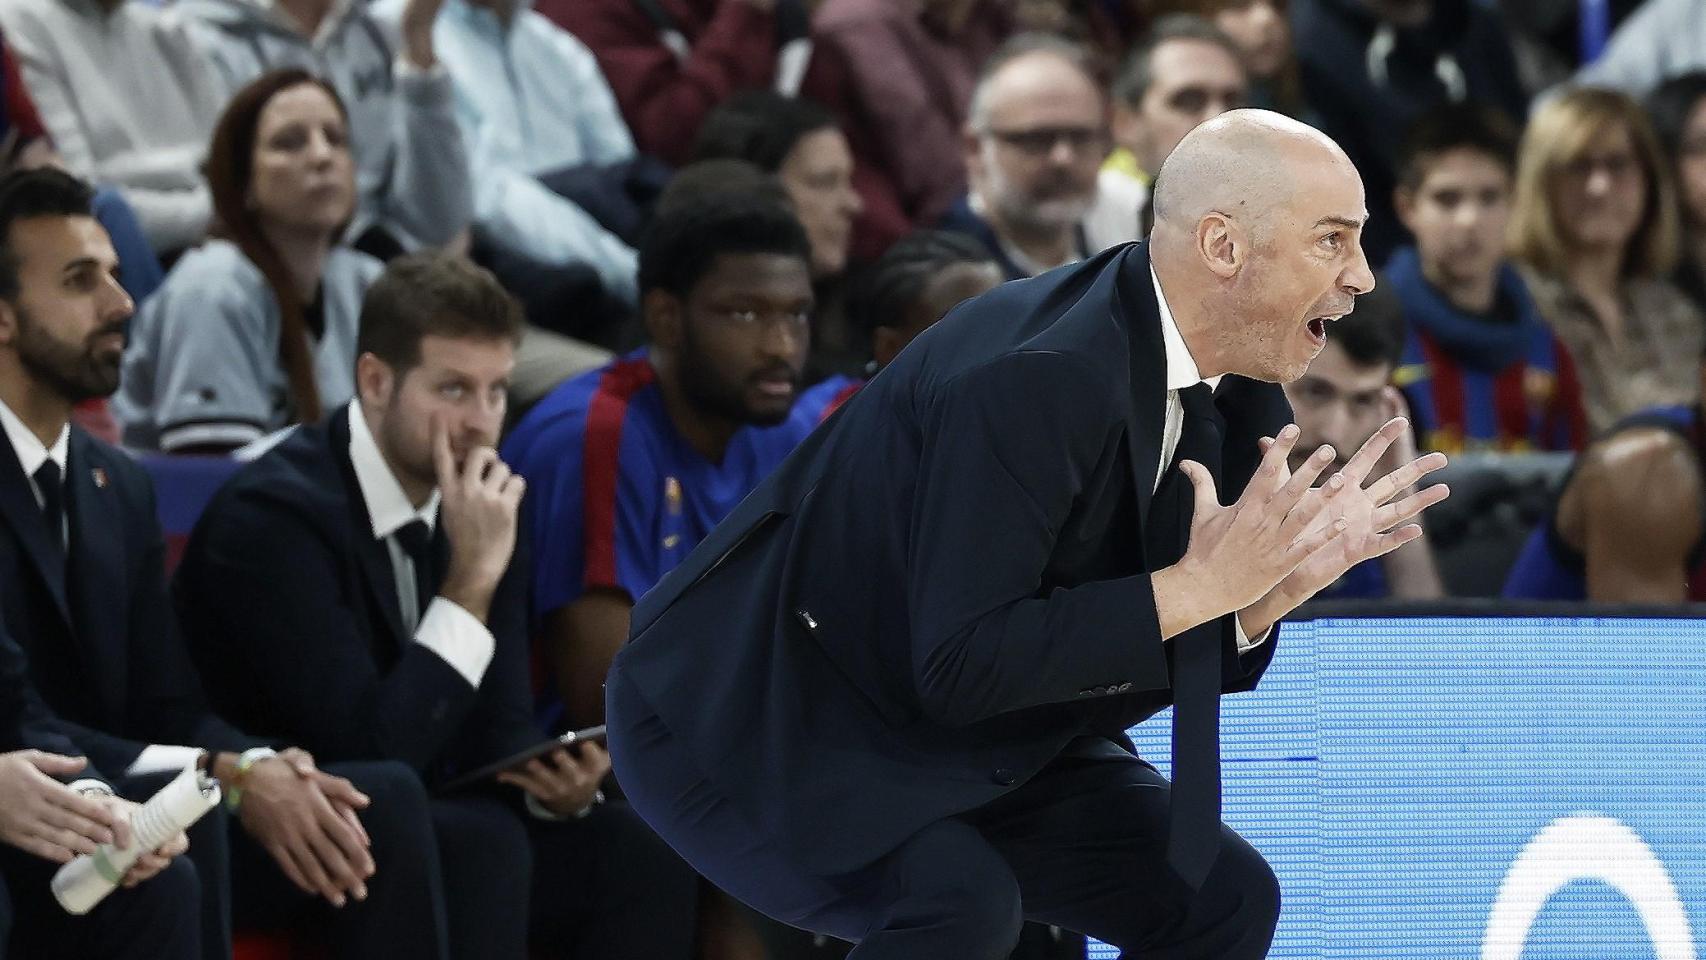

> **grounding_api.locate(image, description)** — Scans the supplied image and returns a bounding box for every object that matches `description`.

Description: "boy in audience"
[1283,285,1445,599]
[0,167,443,960]
[180,0,469,256]
[174,252,696,960]
[0,620,198,959]
[940,34,1115,279]
[1387,105,1587,454]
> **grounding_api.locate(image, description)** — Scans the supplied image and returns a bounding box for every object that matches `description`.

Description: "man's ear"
[1196,212,1244,280]
[355,352,395,411]
[1394,186,1417,233]
[644,289,684,351]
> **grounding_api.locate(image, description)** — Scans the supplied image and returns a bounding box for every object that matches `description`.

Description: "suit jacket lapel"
[0,431,72,628]
[1113,242,1170,548]
[331,410,410,653]
[65,433,128,714]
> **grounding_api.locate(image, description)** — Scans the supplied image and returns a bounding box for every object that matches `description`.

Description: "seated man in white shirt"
[173,250,697,960]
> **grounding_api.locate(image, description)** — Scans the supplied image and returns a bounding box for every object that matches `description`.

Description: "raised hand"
[1244,417,1450,632]
[1152,425,1344,639]
[435,414,525,623]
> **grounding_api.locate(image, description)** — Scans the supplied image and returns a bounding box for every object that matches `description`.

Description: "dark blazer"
[0,428,256,777]
[612,241,1292,874]
[174,407,540,784]
[0,615,96,776]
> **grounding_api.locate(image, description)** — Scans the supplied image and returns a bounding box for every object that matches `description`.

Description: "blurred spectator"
[182,0,470,255]
[1648,72,1706,312]
[793,229,1002,426]
[1104,15,1247,233]
[941,34,1121,279]
[0,32,56,171]
[694,91,865,378]
[1388,105,1587,453]
[373,0,643,340]
[1573,0,1706,98]
[543,0,813,168]
[1282,284,1444,598]
[1291,0,1528,266]
[115,70,380,454]
[1496,0,1641,95]
[1503,351,1706,602]
[176,251,697,960]
[1510,86,1704,434]
[0,0,222,257]
[1155,0,1304,116]
[809,0,1013,260]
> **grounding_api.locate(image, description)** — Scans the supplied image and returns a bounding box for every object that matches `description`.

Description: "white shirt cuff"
[415,597,496,689]
[1233,615,1270,655]
[125,745,206,778]
[524,792,569,821]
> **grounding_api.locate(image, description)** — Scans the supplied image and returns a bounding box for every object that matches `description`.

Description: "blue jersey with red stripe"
[789,374,866,432]
[1397,328,1588,454]
[503,350,811,620]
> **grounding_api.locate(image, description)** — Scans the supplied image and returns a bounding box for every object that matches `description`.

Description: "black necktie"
[392,520,434,622]
[1167,383,1224,889]
[33,461,65,552]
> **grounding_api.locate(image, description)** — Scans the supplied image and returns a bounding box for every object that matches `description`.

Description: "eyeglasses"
[982,125,1109,157]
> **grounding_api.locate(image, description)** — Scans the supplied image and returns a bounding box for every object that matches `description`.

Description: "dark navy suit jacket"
[174,407,541,785]
[611,242,1292,875]
[0,428,256,779]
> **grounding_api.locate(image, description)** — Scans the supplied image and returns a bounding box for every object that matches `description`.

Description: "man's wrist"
[224,747,278,812]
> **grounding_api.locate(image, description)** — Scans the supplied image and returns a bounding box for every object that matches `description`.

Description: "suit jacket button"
[992,768,1016,786]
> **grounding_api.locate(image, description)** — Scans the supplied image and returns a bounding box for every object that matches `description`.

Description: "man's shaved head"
[1146,109,1375,383]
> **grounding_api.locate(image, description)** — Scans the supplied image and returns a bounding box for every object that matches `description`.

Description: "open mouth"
[1306,313,1345,346]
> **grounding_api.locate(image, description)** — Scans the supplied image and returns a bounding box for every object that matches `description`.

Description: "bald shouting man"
[606,111,1451,959]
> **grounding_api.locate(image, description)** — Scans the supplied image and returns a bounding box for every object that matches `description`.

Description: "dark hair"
[356,252,524,375]
[853,230,996,334]
[638,191,812,300]
[1647,72,1706,168]
[1396,104,1520,193]
[654,159,793,220]
[204,68,351,427]
[0,167,95,302]
[1334,283,1407,370]
[692,92,839,173]
[1111,14,1242,108]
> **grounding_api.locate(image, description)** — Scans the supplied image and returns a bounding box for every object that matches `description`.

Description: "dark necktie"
[392,520,434,623]
[1166,383,1224,889]
[33,461,65,553]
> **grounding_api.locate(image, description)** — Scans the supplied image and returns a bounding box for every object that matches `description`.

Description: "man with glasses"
[941,34,1118,279]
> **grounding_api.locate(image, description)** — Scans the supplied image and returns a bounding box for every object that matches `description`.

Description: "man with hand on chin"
[178,251,696,960]
[608,109,1451,960]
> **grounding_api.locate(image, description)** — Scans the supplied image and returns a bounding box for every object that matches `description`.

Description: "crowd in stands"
[2,0,1706,955]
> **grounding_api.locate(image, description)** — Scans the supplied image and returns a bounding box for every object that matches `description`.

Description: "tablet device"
[436,725,606,794]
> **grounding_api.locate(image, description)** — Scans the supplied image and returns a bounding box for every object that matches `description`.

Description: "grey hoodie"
[178,0,472,250]
[1575,0,1706,95]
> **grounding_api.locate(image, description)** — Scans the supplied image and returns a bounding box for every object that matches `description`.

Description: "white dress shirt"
[1150,267,1266,654]
[348,403,495,688]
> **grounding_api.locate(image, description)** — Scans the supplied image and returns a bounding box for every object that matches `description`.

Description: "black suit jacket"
[175,407,540,784]
[0,614,98,778]
[0,428,256,777]
[612,242,1293,874]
